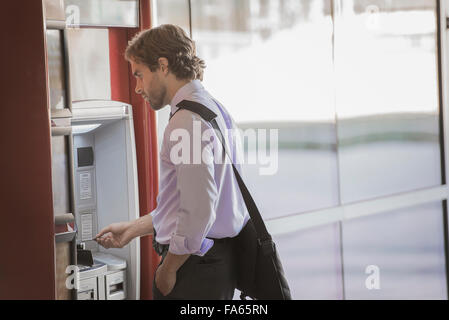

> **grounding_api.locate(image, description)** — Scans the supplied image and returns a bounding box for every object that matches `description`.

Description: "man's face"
[130,59,167,111]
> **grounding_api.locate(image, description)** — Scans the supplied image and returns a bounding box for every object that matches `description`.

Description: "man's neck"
[166,78,191,106]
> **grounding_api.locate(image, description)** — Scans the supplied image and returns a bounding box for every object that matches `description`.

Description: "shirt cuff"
[168,234,214,256]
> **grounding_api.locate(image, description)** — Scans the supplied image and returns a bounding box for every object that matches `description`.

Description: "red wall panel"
[0,1,56,299]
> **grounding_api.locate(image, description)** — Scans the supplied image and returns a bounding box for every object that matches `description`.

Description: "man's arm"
[166,113,218,258]
[155,251,190,296]
[95,213,154,248]
[128,213,154,238]
[160,252,191,273]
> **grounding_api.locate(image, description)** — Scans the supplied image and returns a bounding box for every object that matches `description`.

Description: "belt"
[152,228,233,256]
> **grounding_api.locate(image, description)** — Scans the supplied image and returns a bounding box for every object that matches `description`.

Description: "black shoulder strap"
[174,99,271,242]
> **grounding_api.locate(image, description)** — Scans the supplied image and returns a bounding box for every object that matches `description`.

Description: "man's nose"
[135,85,142,95]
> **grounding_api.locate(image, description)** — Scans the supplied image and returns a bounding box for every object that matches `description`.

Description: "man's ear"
[158,57,169,75]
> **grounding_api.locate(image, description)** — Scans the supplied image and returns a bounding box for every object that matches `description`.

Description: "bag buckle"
[258,238,275,256]
[152,236,168,256]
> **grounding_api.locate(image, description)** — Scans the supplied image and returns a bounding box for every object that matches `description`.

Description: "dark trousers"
[152,239,236,300]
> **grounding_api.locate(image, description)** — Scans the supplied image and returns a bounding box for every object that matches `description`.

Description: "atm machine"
[44,0,141,300]
[71,100,140,300]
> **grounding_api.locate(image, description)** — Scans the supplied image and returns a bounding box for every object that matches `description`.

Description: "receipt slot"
[72,100,140,300]
[77,263,107,300]
[94,252,128,300]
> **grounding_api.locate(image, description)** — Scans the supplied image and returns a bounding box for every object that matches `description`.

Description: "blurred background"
[155,0,448,299]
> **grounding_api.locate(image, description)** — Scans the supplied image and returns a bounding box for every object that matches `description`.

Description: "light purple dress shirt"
[150,80,250,256]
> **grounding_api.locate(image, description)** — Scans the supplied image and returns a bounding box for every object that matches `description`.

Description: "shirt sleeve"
[166,110,219,256]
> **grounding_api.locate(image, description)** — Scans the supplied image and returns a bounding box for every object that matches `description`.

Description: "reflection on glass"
[46,30,67,110]
[67,29,111,102]
[335,0,442,203]
[343,201,447,299]
[44,0,65,21]
[272,223,343,299]
[155,0,190,36]
[51,136,71,215]
[64,0,139,27]
[190,0,339,219]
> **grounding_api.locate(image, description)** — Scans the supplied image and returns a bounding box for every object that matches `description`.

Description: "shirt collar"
[169,80,204,116]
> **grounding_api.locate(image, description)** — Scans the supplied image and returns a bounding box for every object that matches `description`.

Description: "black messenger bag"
[175,100,292,300]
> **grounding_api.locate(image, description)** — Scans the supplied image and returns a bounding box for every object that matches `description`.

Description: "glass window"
[342,201,447,299]
[273,223,344,299]
[67,29,111,102]
[190,0,340,219]
[154,0,448,301]
[335,0,443,204]
[65,0,139,27]
[154,0,190,36]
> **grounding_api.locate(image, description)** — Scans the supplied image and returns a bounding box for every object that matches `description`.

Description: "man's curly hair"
[125,24,206,81]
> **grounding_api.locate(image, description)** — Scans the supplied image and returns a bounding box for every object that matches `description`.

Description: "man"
[95,24,249,300]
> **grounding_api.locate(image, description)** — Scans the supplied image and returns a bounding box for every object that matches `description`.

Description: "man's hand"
[95,214,154,249]
[155,252,191,296]
[95,222,133,249]
[155,263,177,296]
